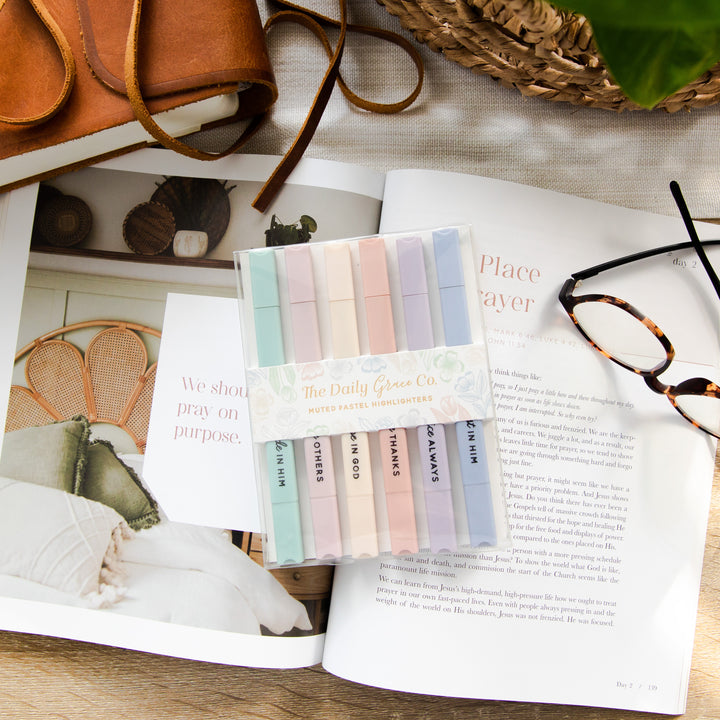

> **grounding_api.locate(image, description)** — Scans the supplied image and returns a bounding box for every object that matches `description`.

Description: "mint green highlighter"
[248,250,305,565]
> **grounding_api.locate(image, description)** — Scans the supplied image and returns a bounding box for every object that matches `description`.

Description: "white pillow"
[0,476,131,604]
[122,521,312,634]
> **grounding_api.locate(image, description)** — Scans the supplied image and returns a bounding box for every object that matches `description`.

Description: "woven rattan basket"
[122,201,175,256]
[376,0,720,111]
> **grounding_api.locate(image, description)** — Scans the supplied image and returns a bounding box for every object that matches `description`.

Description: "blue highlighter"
[248,250,305,564]
[432,228,497,547]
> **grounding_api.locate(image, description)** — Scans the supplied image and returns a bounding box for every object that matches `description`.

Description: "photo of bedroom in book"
[0,269,331,639]
[0,154,389,644]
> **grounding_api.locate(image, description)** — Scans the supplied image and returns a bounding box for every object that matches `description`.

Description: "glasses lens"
[675,394,720,437]
[573,300,667,372]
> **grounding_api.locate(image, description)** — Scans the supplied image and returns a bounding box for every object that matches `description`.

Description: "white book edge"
[1,92,240,186]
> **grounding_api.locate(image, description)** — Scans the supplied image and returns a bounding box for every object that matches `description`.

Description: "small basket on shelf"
[122,201,176,256]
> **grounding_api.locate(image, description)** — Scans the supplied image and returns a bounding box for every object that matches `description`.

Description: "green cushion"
[0,416,90,493]
[80,440,160,530]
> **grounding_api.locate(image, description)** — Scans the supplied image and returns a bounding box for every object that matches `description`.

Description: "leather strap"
[1,0,424,212]
[252,0,424,212]
[0,0,268,160]
[252,0,348,212]
[128,0,424,212]
[123,0,266,161]
[270,0,424,114]
[0,0,76,125]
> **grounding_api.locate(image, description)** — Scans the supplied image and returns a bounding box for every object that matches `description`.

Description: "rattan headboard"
[6,318,336,620]
[6,320,161,452]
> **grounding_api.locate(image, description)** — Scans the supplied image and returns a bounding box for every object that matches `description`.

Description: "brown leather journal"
[0,0,277,193]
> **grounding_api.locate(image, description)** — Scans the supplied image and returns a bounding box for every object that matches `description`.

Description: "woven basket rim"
[376,0,720,112]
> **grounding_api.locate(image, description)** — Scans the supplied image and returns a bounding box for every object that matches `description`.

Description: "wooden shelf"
[30,243,234,270]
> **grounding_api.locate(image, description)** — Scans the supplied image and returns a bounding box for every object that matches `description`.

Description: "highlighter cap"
[433,227,472,346]
[249,250,280,308]
[285,245,316,304]
[396,236,428,297]
[358,237,390,298]
[397,235,433,350]
[249,250,285,366]
[325,244,355,302]
[433,227,464,289]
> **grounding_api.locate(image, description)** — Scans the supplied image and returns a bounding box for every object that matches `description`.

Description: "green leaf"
[591,24,720,108]
[299,215,317,232]
[556,1,720,27]
[555,1,720,107]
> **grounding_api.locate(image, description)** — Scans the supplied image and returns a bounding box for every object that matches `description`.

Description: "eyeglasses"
[559,181,720,439]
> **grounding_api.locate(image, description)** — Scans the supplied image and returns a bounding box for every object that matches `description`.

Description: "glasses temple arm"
[670,180,720,301]
[572,182,720,293]
[572,238,720,282]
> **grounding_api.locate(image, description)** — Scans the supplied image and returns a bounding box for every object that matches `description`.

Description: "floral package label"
[246,343,493,442]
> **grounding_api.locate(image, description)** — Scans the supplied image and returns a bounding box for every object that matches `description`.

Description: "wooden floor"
[0,461,718,720]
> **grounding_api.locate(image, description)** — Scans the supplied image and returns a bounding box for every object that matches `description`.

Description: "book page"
[0,184,35,458]
[0,151,384,669]
[322,170,719,713]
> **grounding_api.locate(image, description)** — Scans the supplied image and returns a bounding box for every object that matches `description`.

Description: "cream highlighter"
[358,237,419,555]
[324,243,379,558]
[284,245,343,560]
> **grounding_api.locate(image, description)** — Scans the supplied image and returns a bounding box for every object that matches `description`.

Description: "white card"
[142,293,260,531]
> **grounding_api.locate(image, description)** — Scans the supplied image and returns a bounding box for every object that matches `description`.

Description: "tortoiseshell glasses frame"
[558,181,720,439]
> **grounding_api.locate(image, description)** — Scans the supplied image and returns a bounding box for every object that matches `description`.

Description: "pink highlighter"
[284,245,343,559]
[358,237,419,555]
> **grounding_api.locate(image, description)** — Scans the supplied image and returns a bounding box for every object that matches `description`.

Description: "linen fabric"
[0,476,130,600]
[0,417,90,493]
[80,440,160,530]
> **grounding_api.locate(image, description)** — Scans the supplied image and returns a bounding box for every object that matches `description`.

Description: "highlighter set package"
[234,226,510,568]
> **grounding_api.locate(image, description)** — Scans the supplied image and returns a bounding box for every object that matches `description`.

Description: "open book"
[0,150,717,714]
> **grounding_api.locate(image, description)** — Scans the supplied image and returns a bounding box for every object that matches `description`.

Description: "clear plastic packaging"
[234,226,510,568]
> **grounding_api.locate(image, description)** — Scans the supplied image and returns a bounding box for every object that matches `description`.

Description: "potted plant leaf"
[264,214,318,246]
